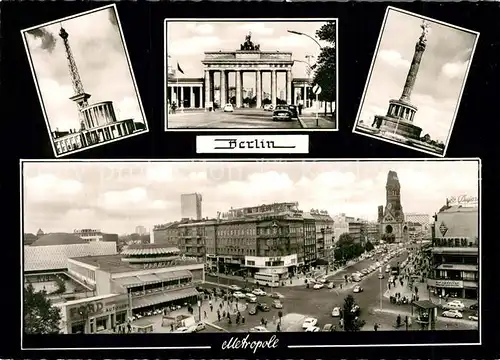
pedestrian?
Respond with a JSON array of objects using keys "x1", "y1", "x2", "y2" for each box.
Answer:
[
  {"x1": 209, "y1": 300, "x2": 212, "y2": 307},
  {"x1": 210, "y1": 304, "x2": 213, "y2": 312},
  {"x1": 374, "y1": 323, "x2": 379, "y2": 331},
  {"x1": 204, "y1": 310, "x2": 207, "y2": 319},
  {"x1": 277, "y1": 323, "x2": 281, "y2": 332},
  {"x1": 217, "y1": 312, "x2": 221, "y2": 322},
  {"x1": 242, "y1": 316, "x2": 245, "y2": 325},
  {"x1": 127, "y1": 323, "x2": 132, "y2": 333},
  {"x1": 264, "y1": 319, "x2": 268, "y2": 327}
]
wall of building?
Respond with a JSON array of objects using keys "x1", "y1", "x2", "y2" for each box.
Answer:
[{"x1": 181, "y1": 193, "x2": 202, "y2": 220}]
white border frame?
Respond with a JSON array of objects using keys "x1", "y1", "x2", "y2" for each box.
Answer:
[
  {"x1": 20, "y1": 4, "x2": 150, "y2": 158},
  {"x1": 163, "y1": 18, "x2": 339, "y2": 132},
  {"x1": 20, "y1": 158, "x2": 481, "y2": 350},
  {"x1": 352, "y1": 6, "x2": 480, "y2": 157}
]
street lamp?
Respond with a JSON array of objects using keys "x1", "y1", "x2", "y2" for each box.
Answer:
[
  {"x1": 287, "y1": 30, "x2": 323, "y2": 50},
  {"x1": 197, "y1": 300, "x2": 201, "y2": 321}
]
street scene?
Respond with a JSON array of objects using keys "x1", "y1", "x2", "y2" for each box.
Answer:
[
  {"x1": 165, "y1": 20, "x2": 337, "y2": 130},
  {"x1": 23, "y1": 160, "x2": 479, "y2": 338}
]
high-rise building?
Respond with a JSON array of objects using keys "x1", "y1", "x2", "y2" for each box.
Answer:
[
  {"x1": 135, "y1": 225, "x2": 147, "y2": 236},
  {"x1": 332, "y1": 214, "x2": 350, "y2": 243},
  {"x1": 181, "y1": 193, "x2": 203, "y2": 220},
  {"x1": 428, "y1": 204, "x2": 478, "y2": 299}
]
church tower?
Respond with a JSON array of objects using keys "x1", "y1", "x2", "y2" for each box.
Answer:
[{"x1": 379, "y1": 170, "x2": 408, "y2": 243}]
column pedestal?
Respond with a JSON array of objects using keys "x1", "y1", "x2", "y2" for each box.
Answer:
[
  {"x1": 220, "y1": 70, "x2": 227, "y2": 107},
  {"x1": 271, "y1": 70, "x2": 277, "y2": 108},
  {"x1": 235, "y1": 70, "x2": 242, "y2": 108},
  {"x1": 286, "y1": 70, "x2": 292, "y2": 105},
  {"x1": 256, "y1": 71, "x2": 262, "y2": 109},
  {"x1": 204, "y1": 70, "x2": 211, "y2": 109}
]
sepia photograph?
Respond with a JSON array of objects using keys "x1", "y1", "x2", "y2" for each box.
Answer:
[
  {"x1": 164, "y1": 20, "x2": 338, "y2": 131},
  {"x1": 22, "y1": 159, "x2": 479, "y2": 341},
  {"x1": 353, "y1": 7, "x2": 479, "y2": 157},
  {"x1": 21, "y1": 5, "x2": 148, "y2": 157}
]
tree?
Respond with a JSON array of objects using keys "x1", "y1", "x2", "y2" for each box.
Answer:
[
  {"x1": 342, "y1": 295, "x2": 364, "y2": 331},
  {"x1": 24, "y1": 282, "x2": 61, "y2": 334},
  {"x1": 313, "y1": 21, "x2": 337, "y2": 117},
  {"x1": 365, "y1": 240, "x2": 375, "y2": 252}
]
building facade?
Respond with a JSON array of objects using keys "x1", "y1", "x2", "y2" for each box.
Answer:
[
  {"x1": 135, "y1": 226, "x2": 147, "y2": 236},
  {"x1": 181, "y1": 193, "x2": 203, "y2": 220},
  {"x1": 303, "y1": 213, "x2": 317, "y2": 265},
  {"x1": 307, "y1": 210, "x2": 334, "y2": 261},
  {"x1": 152, "y1": 222, "x2": 181, "y2": 246},
  {"x1": 428, "y1": 205, "x2": 479, "y2": 300},
  {"x1": 332, "y1": 214, "x2": 350, "y2": 243}
]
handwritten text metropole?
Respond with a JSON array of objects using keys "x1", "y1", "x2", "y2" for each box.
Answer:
[{"x1": 221, "y1": 334, "x2": 279, "y2": 353}]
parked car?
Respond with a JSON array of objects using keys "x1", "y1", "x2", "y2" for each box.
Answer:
[
  {"x1": 469, "y1": 302, "x2": 478, "y2": 310},
  {"x1": 302, "y1": 317, "x2": 318, "y2": 329},
  {"x1": 313, "y1": 283, "x2": 324, "y2": 290},
  {"x1": 305, "y1": 326, "x2": 321, "y2": 332},
  {"x1": 272, "y1": 105, "x2": 296, "y2": 121},
  {"x1": 442, "y1": 310, "x2": 463, "y2": 319},
  {"x1": 443, "y1": 300, "x2": 465, "y2": 311},
  {"x1": 233, "y1": 291, "x2": 246, "y2": 299},
  {"x1": 174, "y1": 327, "x2": 190, "y2": 333},
  {"x1": 229, "y1": 285, "x2": 242, "y2": 291},
  {"x1": 327, "y1": 282, "x2": 335, "y2": 289},
  {"x1": 318, "y1": 276, "x2": 328, "y2": 283},
  {"x1": 353, "y1": 286, "x2": 363, "y2": 293},
  {"x1": 246, "y1": 293, "x2": 257, "y2": 303},
  {"x1": 242, "y1": 287, "x2": 253, "y2": 293},
  {"x1": 223, "y1": 103, "x2": 234, "y2": 112},
  {"x1": 322, "y1": 324, "x2": 335, "y2": 332},
  {"x1": 331, "y1": 307, "x2": 341, "y2": 317},
  {"x1": 468, "y1": 313, "x2": 479, "y2": 321},
  {"x1": 351, "y1": 305, "x2": 360, "y2": 315},
  {"x1": 250, "y1": 326, "x2": 269, "y2": 332},
  {"x1": 272, "y1": 300, "x2": 283, "y2": 309},
  {"x1": 257, "y1": 303, "x2": 270, "y2": 312},
  {"x1": 263, "y1": 104, "x2": 274, "y2": 111},
  {"x1": 252, "y1": 288, "x2": 267, "y2": 296}
]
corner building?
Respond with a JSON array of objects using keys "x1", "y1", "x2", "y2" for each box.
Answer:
[{"x1": 428, "y1": 205, "x2": 479, "y2": 300}]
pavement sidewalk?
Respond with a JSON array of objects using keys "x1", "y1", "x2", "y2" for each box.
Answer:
[
  {"x1": 298, "y1": 114, "x2": 336, "y2": 129},
  {"x1": 370, "y1": 308, "x2": 478, "y2": 329}
]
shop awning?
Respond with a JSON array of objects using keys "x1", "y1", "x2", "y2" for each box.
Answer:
[
  {"x1": 156, "y1": 270, "x2": 192, "y2": 281},
  {"x1": 113, "y1": 276, "x2": 144, "y2": 288},
  {"x1": 137, "y1": 274, "x2": 161, "y2": 283},
  {"x1": 436, "y1": 264, "x2": 478, "y2": 272},
  {"x1": 132, "y1": 287, "x2": 200, "y2": 310}
]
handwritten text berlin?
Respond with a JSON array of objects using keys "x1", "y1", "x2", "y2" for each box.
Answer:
[{"x1": 214, "y1": 139, "x2": 295, "y2": 150}]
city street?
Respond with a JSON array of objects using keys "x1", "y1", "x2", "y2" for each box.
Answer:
[
  {"x1": 200, "y1": 250, "x2": 478, "y2": 332},
  {"x1": 167, "y1": 108, "x2": 302, "y2": 129}
]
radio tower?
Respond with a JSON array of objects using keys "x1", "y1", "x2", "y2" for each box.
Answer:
[{"x1": 59, "y1": 25, "x2": 91, "y2": 129}]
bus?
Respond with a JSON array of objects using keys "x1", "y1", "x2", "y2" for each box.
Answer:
[{"x1": 254, "y1": 272, "x2": 280, "y2": 287}]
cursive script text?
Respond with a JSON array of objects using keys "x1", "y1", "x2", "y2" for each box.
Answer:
[
  {"x1": 448, "y1": 194, "x2": 478, "y2": 205},
  {"x1": 221, "y1": 334, "x2": 279, "y2": 354}
]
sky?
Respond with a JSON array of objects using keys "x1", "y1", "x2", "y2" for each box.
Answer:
[
  {"x1": 358, "y1": 9, "x2": 478, "y2": 143},
  {"x1": 24, "y1": 7, "x2": 144, "y2": 132},
  {"x1": 166, "y1": 21, "x2": 331, "y2": 93},
  {"x1": 23, "y1": 160, "x2": 479, "y2": 235}
]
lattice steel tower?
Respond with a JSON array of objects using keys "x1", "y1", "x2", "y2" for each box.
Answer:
[{"x1": 59, "y1": 25, "x2": 91, "y2": 129}]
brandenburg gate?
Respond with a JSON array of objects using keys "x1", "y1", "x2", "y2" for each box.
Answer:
[{"x1": 202, "y1": 33, "x2": 294, "y2": 109}]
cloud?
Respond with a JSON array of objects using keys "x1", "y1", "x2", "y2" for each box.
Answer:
[
  {"x1": 378, "y1": 50, "x2": 410, "y2": 68},
  {"x1": 25, "y1": 174, "x2": 83, "y2": 203},
  {"x1": 169, "y1": 36, "x2": 223, "y2": 56},
  {"x1": 237, "y1": 23, "x2": 275, "y2": 36},
  {"x1": 26, "y1": 28, "x2": 57, "y2": 53},
  {"x1": 189, "y1": 24, "x2": 214, "y2": 35},
  {"x1": 441, "y1": 60, "x2": 469, "y2": 79}
]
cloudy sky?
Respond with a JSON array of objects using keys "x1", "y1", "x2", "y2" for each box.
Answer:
[
  {"x1": 24, "y1": 6, "x2": 144, "y2": 132},
  {"x1": 167, "y1": 21, "x2": 330, "y2": 93},
  {"x1": 23, "y1": 160, "x2": 479, "y2": 235},
  {"x1": 358, "y1": 9, "x2": 477, "y2": 143}
]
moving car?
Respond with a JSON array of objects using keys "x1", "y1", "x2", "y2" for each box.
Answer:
[
  {"x1": 223, "y1": 103, "x2": 234, "y2": 112},
  {"x1": 318, "y1": 276, "x2": 328, "y2": 283},
  {"x1": 174, "y1": 327, "x2": 190, "y2": 333},
  {"x1": 327, "y1": 282, "x2": 335, "y2": 289},
  {"x1": 250, "y1": 326, "x2": 269, "y2": 332},
  {"x1": 242, "y1": 287, "x2": 253, "y2": 293},
  {"x1": 469, "y1": 303, "x2": 479, "y2": 310},
  {"x1": 252, "y1": 288, "x2": 267, "y2": 296},
  {"x1": 272, "y1": 300, "x2": 283, "y2": 309},
  {"x1": 272, "y1": 105, "x2": 298, "y2": 121},
  {"x1": 469, "y1": 313, "x2": 479, "y2": 321},
  {"x1": 248, "y1": 304, "x2": 258, "y2": 315},
  {"x1": 313, "y1": 283, "x2": 324, "y2": 290},
  {"x1": 302, "y1": 317, "x2": 318, "y2": 329},
  {"x1": 233, "y1": 291, "x2": 246, "y2": 299},
  {"x1": 442, "y1": 310, "x2": 463, "y2": 319},
  {"x1": 189, "y1": 322, "x2": 206, "y2": 332},
  {"x1": 353, "y1": 286, "x2": 363, "y2": 293},
  {"x1": 229, "y1": 285, "x2": 242, "y2": 291},
  {"x1": 270, "y1": 292, "x2": 285, "y2": 299},
  {"x1": 351, "y1": 305, "x2": 360, "y2": 315},
  {"x1": 443, "y1": 300, "x2": 465, "y2": 311},
  {"x1": 331, "y1": 307, "x2": 341, "y2": 317},
  {"x1": 257, "y1": 303, "x2": 270, "y2": 312},
  {"x1": 246, "y1": 293, "x2": 257, "y2": 303},
  {"x1": 263, "y1": 104, "x2": 274, "y2": 111},
  {"x1": 305, "y1": 326, "x2": 321, "y2": 332}
]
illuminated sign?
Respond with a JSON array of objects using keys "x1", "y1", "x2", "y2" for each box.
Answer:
[
  {"x1": 448, "y1": 195, "x2": 478, "y2": 206},
  {"x1": 428, "y1": 279, "x2": 463, "y2": 288},
  {"x1": 69, "y1": 301, "x2": 105, "y2": 321}
]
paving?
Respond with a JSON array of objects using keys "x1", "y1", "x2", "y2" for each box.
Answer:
[
  {"x1": 298, "y1": 114, "x2": 337, "y2": 129},
  {"x1": 167, "y1": 108, "x2": 302, "y2": 129}
]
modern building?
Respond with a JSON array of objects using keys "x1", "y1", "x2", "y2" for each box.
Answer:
[
  {"x1": 181, "y1": 193, "x2": 203, "y2": 221},
  {"x1": 135, "y1": 226, "x2": 147, "y2": 236},
  {"x1": 379, "y1": 170, "x2": 408, "y2": 243},
  {"x1": 55, "y1": 245, "x2": 204, "y2": 334},
  {"x1": 73, "y1": 229, "x2": 118, "y2": 243},
  {"x1": 348, "y1": 218, "x2": 367, "y2": 244},
  {"x1": 427, "y1": 204, "x2": 479, "y2": 300},
  {"x1": 53, "y1": 26, "x2": 136, "y2": 156}
]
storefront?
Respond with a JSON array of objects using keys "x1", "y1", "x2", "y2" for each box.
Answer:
[
  {"x1": 427, "y1": 278, "x2": 477, "y2": 299},
  {"x1": 57, "y1": 293, "x2": 129, "y2": 334},
  {"x1": 244, "y1": 254, "x2": 298, "y2": 279}
]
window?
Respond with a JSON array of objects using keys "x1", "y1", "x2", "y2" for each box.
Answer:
[{"x1": 247, "y1": 260, "x2": 255, "y2": 266}]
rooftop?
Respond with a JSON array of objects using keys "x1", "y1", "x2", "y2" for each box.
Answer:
[
  {"x1": 31, "y1": 233, "x2": 87, "y2": 247},
  {"x1": 69, "y1": 254, "x2": 202, "y2": 274}
]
